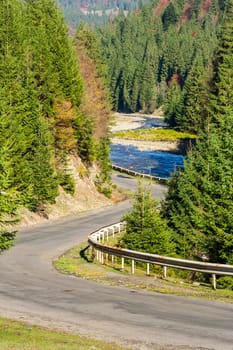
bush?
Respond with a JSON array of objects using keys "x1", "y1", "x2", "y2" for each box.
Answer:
[
  {"x1": 59, "y1": 174, "x2": 75, "y2": 195},
  {"x1": 217, "y1": 276, "x2": 233, "y2": 290}
]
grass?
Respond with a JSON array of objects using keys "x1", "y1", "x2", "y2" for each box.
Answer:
[
  {"x1": 0, "y1": 317, "x2": 130, "y2": 350},
  {"x1": 54, "y1": 243, "x2": 233, "y2": 303},
  {"x1": 112, "y1": 128, "x2": 197, "y2": 141}
]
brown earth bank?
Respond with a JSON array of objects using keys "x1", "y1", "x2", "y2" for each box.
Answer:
[{"x1": 16, "y1": 155, "x2": 125, "y2": 230}]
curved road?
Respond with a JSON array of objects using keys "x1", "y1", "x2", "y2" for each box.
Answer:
[{"x1": 0, "y1": 176, "x2": 232, "y2": 350}]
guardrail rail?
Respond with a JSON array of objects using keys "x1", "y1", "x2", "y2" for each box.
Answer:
[
  {"x1": 112, "y1": 164, "x2": 168, "y2": 183},
  {"x1": 88, "y1": 222, "x2": 233, "y2": 290}
]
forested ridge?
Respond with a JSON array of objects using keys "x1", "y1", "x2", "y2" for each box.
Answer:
[
  {"x1": 0, "y1": 0, "x2": 111, "y2": 251},
  {"x1": 98, "y1": 0, "x2": 227, "y2": 133},
  {"x1": 57, "y1": 0, "x2": 149, "y2": 32}
]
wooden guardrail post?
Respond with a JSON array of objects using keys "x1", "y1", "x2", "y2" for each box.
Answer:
[
  {"x1": 163, "y1": 266, "x2": 167, "y2": 279},
  {"x1": 131, "y1": 260, "x2": 135, "y2": 274},
  {"x1": 121, "y1": 257, "x2": 125, "y2": 271},
  {"x1": 212, "y1": 274, "x2": 216, "y2": 290},
  {"x1": 146, "y1": 263, "x2": 150, "y2": 276}
]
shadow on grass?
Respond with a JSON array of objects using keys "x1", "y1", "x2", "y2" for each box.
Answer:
[{"x1": 80, "y1": 245, "x2": 94, "y2": 263}]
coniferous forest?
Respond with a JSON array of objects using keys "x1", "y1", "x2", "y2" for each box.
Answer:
[
  {"x1": 96, "y1": 0, "x2": 233, "y2": 270},
  {"x1": 0, "y1": 0, "x2": 232, "y2": 282},
  {"x1": 0, "y1": 0, "x2": 111, "y2": 251},
  {"x1": 97, "y1": 0, "x2": 226, "y2": 133}
]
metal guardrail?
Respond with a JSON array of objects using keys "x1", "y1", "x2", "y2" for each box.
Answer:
[
  {"x1": 88, "y1": 222, "x2": 233, "y2": 290},
  {"x1": 112, "y1": 164, "x2": 168, "y2": 183}
]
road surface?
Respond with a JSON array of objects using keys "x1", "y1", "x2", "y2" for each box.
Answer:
[{"x1": 0, "y1": 177, "x2": 232, "y2": 350}]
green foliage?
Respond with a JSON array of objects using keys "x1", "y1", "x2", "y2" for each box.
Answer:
[
  {"x1": 217, "y1": 277, "x2": 233, "y2": 290},
  {"x1": 0, "y1": 231, "x2": 16, "y2": 252},
  {"x1": 177, "y1": 53, "x2": 212, "y2": 133},
  {"x1": 74, "y1": 113, "x2": 96, "y2": 163},
  {"x1": 120, "y1": 182, "x2": 175, "y2": 256},
  {"x1": 163, "y1": 77, "x2": 184, "y2": 126},
  {"x1": 58, "y1": 173, "x2": 75, "y2": 195},
  {"x1": 95, "y1": 137, "x2": 112, "y2": 197},
  {"x1": 162, "y1": 2, "x2": 233, "y2": 264},
  {"x1": 98, "y1": 0, "x2": 222, "y2": 124},
  {"x1": 112, "y1": 128, "x2": 196, "y2": 141},
  {"x1": 0, "y1": 0, "x2": 99, "y2": 248}
]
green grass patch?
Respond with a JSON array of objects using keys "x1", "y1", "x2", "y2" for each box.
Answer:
[
  {"x1": 54, "y1": 243, "x2": 233, "y2": 303},
  {"x1": 0, "y1": 317, "x2": 129, "y2": 350},
  {"x1": 112, "y1": 128, "x2": 196, "y2": 141}
]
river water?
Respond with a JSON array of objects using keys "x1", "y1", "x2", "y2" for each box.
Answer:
[{"x1": 110, "y1": 115, "x2": 184, "y2": 179}]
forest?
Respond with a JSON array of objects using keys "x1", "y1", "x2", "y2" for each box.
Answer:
[
  {"x1": 0, "y1": 0, "x2": 111, "y2": 251},
  {"x1": 57, "y1": 0, "x2": 149, "y2": 32},
  {"x1": 97, "y1": 0, "x2": 227, "y2": 132}
]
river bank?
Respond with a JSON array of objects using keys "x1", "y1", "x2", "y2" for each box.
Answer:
[
  {"x1": 112, "y1": 137, "x2": 181, "y2": 153},
  {"x1": 111, "y1": 113, "x2": 191, "y2": 154}
]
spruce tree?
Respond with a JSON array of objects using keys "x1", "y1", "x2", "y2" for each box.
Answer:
[
  {"x1": 163, "y1": 76, "x2": 184, "y2": 127},
  {"x1": 121, "y1": 182, "x2": 175, "y2": 256},
  {"x1": 162, "y1": 1, "x2": 233, "y2": 264},
  {"x1": 177, "y1": 53, "x2": 212, "y2": 133}
]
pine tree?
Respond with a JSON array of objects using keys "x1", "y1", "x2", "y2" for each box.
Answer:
[
  {"x1": 0, "y1": 0, "x2": 26, "y2": 250},
  {"x1": 121, "y1": 182, "x2": 175, "y2": 256},
  {"x1": 94, "y1": 137, "x2": 112, "y2": 198},
  {"x1": 177, "y1": 53, "x2": 212, "y2": 133},
  {"x1": 162, "y1": 1, "x2": 233, "y2": 264},
  {"x1": 163, "y1": 76, "x2": 184, "y2": 126}
]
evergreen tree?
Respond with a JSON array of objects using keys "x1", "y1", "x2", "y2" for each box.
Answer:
[
  {"x1": 94, "y1": 137, "x2": 112, "y2": 198},
  {"x1": 121, "y1": 182, "x2": 175, "y2": 256},
  {"x1": 177, "y1": 53, "x2": 212, "y2": 133},
  {"x1": 163, "y1": 76, "x2": 184, "y2": 126},
  {"x1": 162, "y1": 1, "x2": 233, "y2": 264},
  {"x1": 0, "y1": 0, "x2": 26, "y2": 249}
]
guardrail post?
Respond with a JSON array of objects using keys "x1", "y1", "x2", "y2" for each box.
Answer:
[
  {"x1": 96, "y1": 249, "x2": 99, "y2": 262},
  {"x1": 92, "y1": 247, "x2": 96, "y2": 261},
  {"x1": 111, "y1": 255, "x2": 114, "y2": 265},
  {"x1": 131, "y1": 260, "x2": 135, "y2": 274},
  {"x1": 163, "y1": 266, "x2": 167, "y2": 279},
  {"x1": 146, "y1": 263, "x2": 150, "y2": 276},
  {"x1": 212, "y1": 273, "x2": 217, "y2": 290},
  {"x1": 121, "y1": 257, "x2": 124, "y2": 271},
  {"x1": 101, "y1": 252, "x2": 104, "y2": 265}
]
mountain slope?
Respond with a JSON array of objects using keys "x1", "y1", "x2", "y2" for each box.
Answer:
[{"x1": 97, "y1": 0, "x2": 226, "y2": 131}]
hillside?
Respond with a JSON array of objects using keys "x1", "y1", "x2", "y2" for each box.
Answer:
[
  {"x1": 57, "y1": 0, "x2": 150, "y2": 33},
  {"x1": 0, "y1": 0, "x2": 114, "y2": 249},
  {"x1": 97, "y1": 0, "x2": 226, "y2": 132}
]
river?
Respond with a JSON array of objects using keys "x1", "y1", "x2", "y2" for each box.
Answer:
[{"x1": 110, "y1": 114, "x2": 185, "y2": 179}]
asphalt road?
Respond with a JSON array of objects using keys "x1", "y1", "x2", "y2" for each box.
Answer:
[{"x1": 0, "y1": 176, "x2": 232, "y2": 350}]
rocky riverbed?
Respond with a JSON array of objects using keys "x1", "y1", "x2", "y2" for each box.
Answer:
[
  {"x1": 111, "y1": 113, "x2": 185, "y2": 178},
  {"x1": 111, "y1": 112, "x2": 187, "y2": 154}
]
